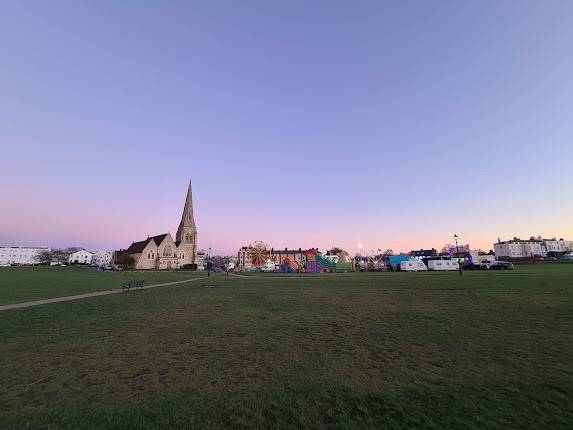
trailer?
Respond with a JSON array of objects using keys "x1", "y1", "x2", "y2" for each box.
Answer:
[
  {"x1": 386, "y1": 255, "x2": 410, "y2": 271},
  {"x1": 400, "y1": 260, "x2": 428, "y2": 272},
  {"x1": 427, "y1": 260, "x2": 459, "y2": 271}
]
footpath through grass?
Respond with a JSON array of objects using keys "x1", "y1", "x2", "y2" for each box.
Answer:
[
  {"x1": 0, "y1": 266, "x2": 204, "y2": 305},
  {"x1": 0, "y1": 264, "x2": 572, "y2": 429}
]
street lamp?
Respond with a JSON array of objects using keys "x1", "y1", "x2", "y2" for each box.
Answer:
[
  {"x1": 454, "y1": 234, "x2": 462, "y2": 276},
  {"x1": 208, "y1": 247, "x2": 212, "y2": 278}
]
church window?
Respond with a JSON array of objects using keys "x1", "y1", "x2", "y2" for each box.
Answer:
[{"x1": 163, "y1": 245, "x2": 172, "y2": 257}]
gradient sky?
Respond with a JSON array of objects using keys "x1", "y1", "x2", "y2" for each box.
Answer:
[{"x1": 1, "y1": 0, "x2": 572, "y2": 255}]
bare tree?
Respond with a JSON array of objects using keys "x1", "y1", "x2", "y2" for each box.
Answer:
[
  {"x1": 440, "y1": 244, "x2": 454, "y2": 255},
  {"x1": 114, "y1": 252, "x2": 134, "y2": 269},
  {"x1": 34, "y1": 250, "x2": 53, "y2": 265},
  {"x1": 51, "y1": 249, "x2": 70, "y2": 265},
  {"x1": 209, "y1": 255, "x2": 230, "y2": 269}
]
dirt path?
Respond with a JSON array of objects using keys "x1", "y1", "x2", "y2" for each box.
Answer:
[{"x1": 0, "y1": 277, "x2": 208, "y2": 312}]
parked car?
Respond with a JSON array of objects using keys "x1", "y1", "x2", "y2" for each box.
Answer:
[
  {"x1": 462, "y1": 263, "x2": 487, "y2": 270},
  {"x1": 489, "y1": 262, "x2": 514, "y2": 270},
  {"x1": 560, "y1": 254, "x2": 573, "y2": 262}
]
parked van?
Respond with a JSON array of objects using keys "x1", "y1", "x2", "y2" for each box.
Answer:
[
  {"x1": 260, "y1": 262, "x2": 276, "y2": 272},
  {"x1": 400, "y1": 260, "x2": 428, "y2": 272},
  {"x1": 427, "y1": 260, "x2": 459, "y2": 271}
]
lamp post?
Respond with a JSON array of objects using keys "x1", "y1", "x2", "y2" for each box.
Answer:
[
  {"x1": 454, "y1": 234, "x2": 462, "y2": 276},
  {"x1": 208, "y1": 247, "x2": 211, "y2": 278}
]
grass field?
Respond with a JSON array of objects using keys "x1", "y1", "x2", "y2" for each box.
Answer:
[
  {"x1": 0, "y1": 267, "x2": 205, "y2": 305},
  {"x1": 1, "y1": 265, "x2": 572, "y2": 429}
]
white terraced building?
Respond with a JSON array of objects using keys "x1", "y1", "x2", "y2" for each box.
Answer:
[
  {"x1": 494, "y1": 237, "x2": 573, "y2": 260},
  {"x1": 68, "y1": 250, "x2": 94, "y2": 264},
  {"x1": 0, "y1": 246, "x2": 51, "y2": 265}
]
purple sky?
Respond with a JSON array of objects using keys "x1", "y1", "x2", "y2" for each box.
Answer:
[{"x1": 1, "y1": 0, "x2": 572, "y2": 255}]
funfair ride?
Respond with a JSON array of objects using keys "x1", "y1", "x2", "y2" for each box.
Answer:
[{"x1": 248, "y1": 241, "x2": 272, "y2": 267}]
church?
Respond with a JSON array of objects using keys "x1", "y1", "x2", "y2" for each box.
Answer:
[{"x1": 122, "y1": 180, "x2": 197, "y2": 270}]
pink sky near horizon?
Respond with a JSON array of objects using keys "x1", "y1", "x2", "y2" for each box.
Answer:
[{"x1": 2, "y1": 179, "x2": 571, "y2": 256}]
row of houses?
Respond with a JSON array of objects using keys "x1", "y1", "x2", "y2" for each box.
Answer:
[
  {"x1": 493, "y1": 237, "x2": 573, "y2": 260},
  {"x1": 68, "y1": 250, "x2": 114, "y2": 266},
  {"x1": 0, "y1": 246, "x2": 114, "y2": 267}
]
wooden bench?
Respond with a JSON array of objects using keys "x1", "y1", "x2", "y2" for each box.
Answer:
[{"x1": 122, "y1": 280, "x2": 144, "y2": 291}]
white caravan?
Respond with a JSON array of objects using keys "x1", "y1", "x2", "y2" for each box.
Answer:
[
  {"x1": 400, "y1": 260, "x2": 428, "y2": 272},
  {"x1": 427, "y1": 260, "x2": 459, "y2": 271}
]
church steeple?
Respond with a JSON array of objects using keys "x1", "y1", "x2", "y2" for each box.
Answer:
[
  {"x1": 181, "y1": 180, "x2": 195, "y2": 227},
  {"x1": 176, "y1": 180, "x2": 197, "y2": 244}
]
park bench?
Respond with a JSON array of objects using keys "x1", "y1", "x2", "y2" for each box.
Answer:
[{"x1": 122, "y1": 280, "x2": 145, "y2": 291}]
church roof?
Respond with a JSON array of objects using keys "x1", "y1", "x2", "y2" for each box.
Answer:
[
  {"x1": 127, "y1": 239, "x2": 151, "y2": 254},
  {"x1": 151, "y1": 234, "x2": 169, "y2": 246},
  {"x1": 127, "y1": 234, "x2": 170, "y2": 254}
]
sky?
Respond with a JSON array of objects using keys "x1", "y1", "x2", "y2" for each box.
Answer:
[{"x1": 1, "y1": 0, "x2": 572, "y2": 255}]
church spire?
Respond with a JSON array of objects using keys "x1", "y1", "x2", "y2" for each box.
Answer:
[
  {"x1": 176, "y1": 179, "x2": 197, "y2": 246},
  {"x1": 180, "y1": 179, "x2": 195, "y2": 228}
]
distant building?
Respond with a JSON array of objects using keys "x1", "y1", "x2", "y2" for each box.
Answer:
[
  {"x1": 409, "y1": 248, "x2": 438, "y2": 259},
  {"x1": 0, "y1": 246, "x2": 50, "y2": 265},
  {"x1": 237, "y1": 243, "x2": 311, "y2": 270},
  {"x1": 69, "y1": 250, "x2": 94, "y2": 264},
  {"x1": 494, "y1": 237, "x2": 573, "y2": 260},
  {"x1": 91, "y1": 250, "x2": 113, "y2": 267},
  {"x1": 269, "y1": 248, "x2": 308, "y2": 267},
  {"x1": 542, "y1": 239, "x2": 573, "y2": 254},
  {"x1": 196, "y1": 250, "x2": 207, "y2": 270}
]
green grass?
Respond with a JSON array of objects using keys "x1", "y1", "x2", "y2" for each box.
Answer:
[
  {"x1": 1, "y1": 265, "x2": 572, "y2": 429},
  {"x1": 0, "y1": 266, "x2": 205, "y2": 304}
]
